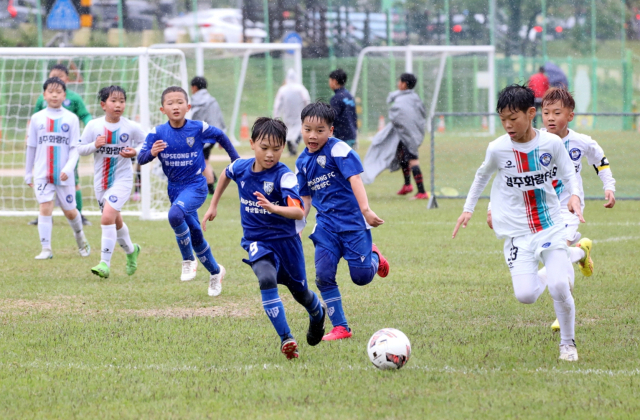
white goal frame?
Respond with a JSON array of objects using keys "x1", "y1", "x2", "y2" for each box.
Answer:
[
  {"x1": 150, "y1": 42, "x2": 303, "y2": 143},
  {"x1": 351, "y1": 45, "x2": 496, "y2": 134},
  {"x1": 0, "y1": 47, "x2": 189, "y2": 220}
]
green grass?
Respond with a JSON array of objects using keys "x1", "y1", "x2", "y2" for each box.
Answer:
[{"x1": 1, "y1": 144, "x2": 639, "y2": 419}]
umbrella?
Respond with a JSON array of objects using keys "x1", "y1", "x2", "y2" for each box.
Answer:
[{"x1": 544, "y1": 62, "x2": 569, "y2": 89}]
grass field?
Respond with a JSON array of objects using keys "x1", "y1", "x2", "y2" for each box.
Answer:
[{"x1": 1, "y1": 141, "x2": 639, "y2": 419}]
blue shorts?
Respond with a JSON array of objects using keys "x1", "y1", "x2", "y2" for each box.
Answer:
[
  {"x1": 309, "y1": 223, "x2": 372, "y2": 268},
  {"x1": 168, "y1": 177, "x2": 207, "y2": 214},
  {"x1": 241, "y1": 235, "x2": 308, "y2": 292}
]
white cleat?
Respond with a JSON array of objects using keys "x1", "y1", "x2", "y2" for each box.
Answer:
[
  {"x1": 208, "y1": 265, "x2": 225, "y2": 297},
  {"x1": 559, "y1": 343, "x2": 579, "y2": 361},
  {"x1": 181, "y1": 260, "x2": 198, "y2": 282},
  {"x1": 76, "y1": 232, "x2": 91, "y2": 257},
  {"x1": 35, "y1": 249, "x2": 53, "y2": 260}
]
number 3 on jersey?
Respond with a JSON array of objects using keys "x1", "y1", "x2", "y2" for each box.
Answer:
[{"x1": 250, "y1": 242, "x2": 259, "y2": 256}]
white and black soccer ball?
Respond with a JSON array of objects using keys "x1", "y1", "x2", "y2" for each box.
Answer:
[{"x1": 367, "y1": 328, "x2": 411, "y2": 370}]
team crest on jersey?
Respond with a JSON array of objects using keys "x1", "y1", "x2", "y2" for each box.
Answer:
[
  {"x1": 120, "y1": 133, "x2": 129, "y2": 143},
  {"x1": 63, "y1": 99, "x2": 71, "y2": 107},
  {"x1": 186, "y1": 137, "x2": 195, "y2": 147},
  {"x1": 109, "y1": 195, "x2": 118, "y2": 203},
  {"x1": 263, "y1": 181, "x2": 274, "y2": 195},
  {"x1": 317, "y1": 155, "x2": 326, "y2": 168},
  {"x1": 65, "y1": 194, "x2": 73, "y2": 203},
  {"x1": 539, "y1": 153, "x2": 552, "y2": 167},
  {"x1": 569, "y1": 148, "x2": 582, "y2": 161},
  {"x1": 61, "y1": 123, "x2": 70, "y2": 132}
]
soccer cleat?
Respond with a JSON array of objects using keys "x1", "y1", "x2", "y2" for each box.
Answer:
[
  {"x1": 81, "y1": 215, "x2": 92, "y2": 226},
  {"x1": 180, "y1": 259, "x2": 198, "y2": 282},
  {"x1": 35, "y1": 249, "x2": 53, "y2": 260},
  {"x1": 307, "y1": 301, "x2": 327, "y2": 346},
  {"x1": 77, "y1": 235, "x2": 91, "y2": 257},
  {"x1": 551, "y1": 319, "x2": 560, "y2": 331},
  {"x1": 410, "y1": 192, "x2": 430, "y2": 200},
  {"x1": 126, "y1": 244, "x2": 141, "y2": 276},
  {"x1": 208, "y1": 265, "x2": 225, "y2": 297},
  {"x1": 372, "y1": 243, "x2": 389, "y2": 278},
  {"x1": 28, "y1": 217, "x2": 38, "y2": 226},
  {"x1": 91, "y1": 261, "x2": 110, "y2": 279},
  {"x1": 576, "y1": 238, "x2": 593, "y2": 277},
  {"x1": 281, "y1": 337, "x2": 299, "y2": 360},
  {"x1": 559, "y1": 341, "x2": 579, "y2": 361},
  {"x1": 322, "y1": 325, "x2": 353, "y2": 341},
  {"x1": 396, "y1": 184, "x2": 413, "y2": 195}
]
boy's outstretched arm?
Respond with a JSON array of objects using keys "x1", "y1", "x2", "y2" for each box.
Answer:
[
  {"x1": 254, "y1": 192, "x2": 304, "y2": 220},
  {"x1": 349, "y1": 174, "x2": 383, "y2": 227},
  {"x1": 202, "y1": 170, "x2": 232, "y2": 231},
  {"x1": 203, "y1": 124, "x2": 240, "y2": 162}
]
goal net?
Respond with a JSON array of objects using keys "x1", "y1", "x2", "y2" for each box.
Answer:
[{"x1": 0, "y1": 47, "x2": 188, "y2": 219}]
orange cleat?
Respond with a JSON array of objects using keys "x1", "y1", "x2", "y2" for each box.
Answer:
[
  {"x1": 410, "y1": 192, "x2": 430, "y2": 200},
  {"x1": 372, "y1": 243, "x2": 389, "y2": 278},
  {"x1": 322, "y1": 326, "x2": 353, "y2": 341},
  {"x1": 396, "y1": 185, "x2": 413, "y2": 195}
]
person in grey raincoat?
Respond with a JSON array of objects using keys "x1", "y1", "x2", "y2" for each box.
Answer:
[
  {"x1": 273, "y1": 69, "x2": 310, "y2": 156},
  {"x1": 362, "y1": 73, "x2": 428, "y2": 199},
  {"x1": 190, "y1": 76, "x2": 226, "y2": 195}
]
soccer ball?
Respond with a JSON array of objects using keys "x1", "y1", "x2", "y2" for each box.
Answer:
[{"x1": 367, "y1": 328, "x2": 411, "y2": 370}]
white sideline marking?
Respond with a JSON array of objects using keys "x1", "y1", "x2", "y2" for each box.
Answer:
[
  {"x1": 593, "y1": 236, "x2": 640, "y2": 244},
  {"x1": 2, "y1": 361, "x2": 639, "y2": 377}
]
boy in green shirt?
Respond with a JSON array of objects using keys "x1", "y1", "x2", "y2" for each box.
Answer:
[{"x1": 30, "y1": 64, "x2": 92, "y2": 226}]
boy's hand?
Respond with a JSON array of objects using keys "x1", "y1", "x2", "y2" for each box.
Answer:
[
  {"x1": 254, "y1": 192, "x2": 276, "y2": 213},
  {"x1": 201, "y1": 207, "x2": 218, "y2": 232},
  {"x1": 151, "y1": 140, "x2": 168, "y2": 157},
  {"x1": 95, "y1": 135, "x2": 107, "y2": 148},
  {"x1": 452, "y1": 212, "x2": 473, "y2": 238},
  {"x1": 604, "y1": 190, "x2": 616, "y2": 208},
  {"x1": 60, "y1": 172, "x2": 69, "y2": 181},
  {"x1": 119, "y1": 147, "x2": 137, "y2": 158},
  {"x1": 487, "y1": 210, "x2": 493, "y2": 230},
  {"x1": 567, "y1": 195, "x2": 586, "y2": 223},
  {"x1": 363, "y1": 208, "x2": 384, "y2": 227}
]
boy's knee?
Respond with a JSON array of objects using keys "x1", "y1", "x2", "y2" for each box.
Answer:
[
  {"x1": 314, "y1": 247, "x2": 338, "y2": 290},
  {"x1": 168, "y1": 205, "x2": 185, "y2": 227},
  {"x1": 349, "y1": 265, "x2": 374, "y2": 286},
  {"x1": 547, "y1": 280, "x2": 571, "y2": 302},
  {"x1": 514, "y1": 290, "x2": 538, "y2": 304},
  {"x1": 253, "y1": 259, "x2": 278, "y2": 291}
]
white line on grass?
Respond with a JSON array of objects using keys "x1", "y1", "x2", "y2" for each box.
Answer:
[{"x1": 593, "y1": 236, "x2": 640, "y2": 244}]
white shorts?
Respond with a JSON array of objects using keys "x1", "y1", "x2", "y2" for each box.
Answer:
[
  {"x1": 96, "y1": 183, "x2": 132, "y2": 212},
  {"x1": 560, "y1": 207, "x2": 581, "y2": 244},
  {"x1": 503, "y1": 224, "x2": 569, "y2": 276},
  {"x1": 34, "y1": 182, "x2": 76, "y2": 211}
]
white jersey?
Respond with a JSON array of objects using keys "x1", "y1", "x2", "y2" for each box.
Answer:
[
  {"x1": 464, "y1": 129, "x2": 579, "y2": 239},
  {"x1": 77, "y1": 116, "x2": 146, "y2": 192},
  {"x1": 542, "y1": 128, "x2": 615, "y2": 206},
  {"x1": 26, "y1": 107, "x2": 80, "y2": 186}
]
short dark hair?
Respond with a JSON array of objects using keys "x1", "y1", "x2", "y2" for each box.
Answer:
[
  {"x1": 190, "y1": 76, "x2": 207, "y2": 90},
  {"x1": 542, "y1": 87, "x2": 575, "y2": 111},
  {"x1": 43, "y1": 77, "x2": 66, "y2": 92},
  {"x1": 98, "y1": 85, "x2": 127, "y2": 102},
  {"x1": 50, "y1": 63, "x2": 69, "y2": 75},
  {"x1": 400, "y1": 73, "x2": 417, "y2": 90},
  {"x1": 539, "y1": 66, "x2": 545, "y2": 73},
  {"x1": 251, "y1": 117, "x2": 287, "y2": 146},
  {"x1": 496, "y1": 84, "x2": 535, "y2": 114},
  {"x1": 300, "y1": 101, "x2": 335, "y2": 126},
  {"x1": 161, "y1": 86, "x2": 188, "y2": 104},
  {"x1": 329, "y1": 68, "x2": 347, "y2": 86}
]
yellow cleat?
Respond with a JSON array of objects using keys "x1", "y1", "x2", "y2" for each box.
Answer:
[
  {"x1": 576, "y1": 238, "x2": 594, "y2": 277},
  {"x1": 551, "y1": 319, "x2": 560, "y2": 331}
]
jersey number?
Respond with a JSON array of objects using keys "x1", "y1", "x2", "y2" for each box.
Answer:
[
  {"x1": 37, "y1": 183, "x2": 48, "y2": 192},
  {"x1": 250, "y1": 242, "x2": 259, "y2": 257}
]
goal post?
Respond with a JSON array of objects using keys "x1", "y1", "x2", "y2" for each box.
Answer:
[
  {"x1": 350, "y1": 45, "x2": 496, "y2": 134},
  {"x1": 0, "y1": 47, "x2": 188, "y2": 220}
]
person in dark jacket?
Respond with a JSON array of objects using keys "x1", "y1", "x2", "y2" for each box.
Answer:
[{"x1": 329, "y1": 69, "x2": 358, "y2": 149}]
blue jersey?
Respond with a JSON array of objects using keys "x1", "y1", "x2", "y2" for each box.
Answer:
[
  {"x1": 330, "y1": 87, "x2": 358, "y2": 141},
  {"x1": 138, "y1": 119, "x2": 239, "y2": 185},
  {"x1": 296, "y1": 137, "x2": 366, "y2": 232},
  {"x1": 226, "y1": 158, "x2": 305, "y2": 241}
]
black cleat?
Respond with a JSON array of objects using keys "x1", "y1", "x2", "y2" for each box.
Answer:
[
  {"x1": 28, "y1": 217, "x2": 38, "y2": 226},
  {"x1": 307, "y1": 301, "x2": 327, "y2": 346},
  {"x1": 81, "y1": 215, "x2": 92, "y2": 226}
]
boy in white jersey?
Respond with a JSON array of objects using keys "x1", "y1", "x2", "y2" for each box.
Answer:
[
  {"x1": 453, "y1": 84, "x2": 584, "y2": 361},
  {"x1": 25, "y1": 77, "x2": 91, "y2": 260},
  {"x1": 78, "y1": 86, "x2": 144, "y2": 278}
]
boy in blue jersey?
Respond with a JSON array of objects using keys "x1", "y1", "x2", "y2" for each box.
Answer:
[
  {"x1": 202, "y1": 118, "x2": 326, "y2": 359},
  {"x1": 296, "y1": 102, "x2": 390, "y2": 341},
  {"x1": 329, "y1": 69, "x2": 358, "y2": 149},
  {"x1": 138, "y1": 86, "x2": 239, "y2": 295}
]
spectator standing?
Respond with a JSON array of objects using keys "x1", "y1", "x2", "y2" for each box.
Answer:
[
  {"x1": 528, "y1": 66, "x2": 549, "y2": 127},
  {"x1": 329, "y1": 69, "x2": 358, "y2": 149},
  {"x1": 273, "y1": 69, "x2": 310, "y2": 156}
]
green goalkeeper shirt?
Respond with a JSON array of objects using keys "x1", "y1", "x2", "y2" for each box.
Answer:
[{"x1": 34, "y1": 89, "x2": 92, "y2": 125}]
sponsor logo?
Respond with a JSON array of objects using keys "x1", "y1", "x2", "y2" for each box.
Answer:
[
  {"x1": 102, "y1": 248, "x2": 111, "y2": 253},
  {"x1": 317, "y1": 155, "x2": 326, "y2": 168},
  {"x1": 542, "y1": 242, "x2": 551, "y2": 248},
  {"x1": 176, "y1": 201, "x2": 185, "y2": 207},
  {"x1": 539, "y1": 153, "x2": 552, "y2": 167},
  {"x1": 569, "y1": 148, "x2": 582, "y2": 161},
  {"x1": 327, "y1": 307, "x2": 335, "y2": 317},
  {"x1": 263, "y1": 181, "x2": 274, "y2": 195},
  {"x1": 303, "y1": 167, "x2": 307, "y2": 174},
  {"x1": 265, "y1": 307, "x2": 280, "y2": 318},
  {"x1": 504, "y1": 167, "x2": 557, "y2": 188},
  {"x1": 63, "y1": 99, "x2": 71, "y2": 107},
  {"x1": 120, "y1": 133, "x2": 129, "y2": 142},
  {"x1": 504, "y1": 160, "x2": 515, "y2": 169},
  {"x1": 186, "y1": 137, "x2": 195, "y2": 147},
  {"x1": 39, "y1": 124, "x2": 45, "y2": 130},
  {"x1": 61, "y1": 123, "x2": 70, "y2": 132},
  {"x1": 179, "y1": 237, "x2": 190, "y2": 246},
  {"x1": 360, "y1": 255, "x2": 365, "y2": 262},
  {"x1": 65, "y1": 194, "x2": 73, "y2": 203},
  {"x1": 109, "y1": 195, "x2": 118, "y2": 203},
  {"x1": 240, "y1": 181, "x2": 245, "y2": 188}
]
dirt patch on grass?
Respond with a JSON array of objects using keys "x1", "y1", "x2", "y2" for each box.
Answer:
[
  {"x1": 120, "y1": 302, "x2": 258, "y2": 318},
  {"x1": 0, "y1": 296, "x2": 88, "y2": 315}
]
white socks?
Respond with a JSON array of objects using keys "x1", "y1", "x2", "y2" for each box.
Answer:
[
  {"x1": 101, "y1": 224, "x2": 117, "y2": 266},
  {"x1": 542, "y1": 249, "x2": 576, "y2": 346},
  {"x1": 569, "y1": 247, "x2": 585, "y2": 264},
  {"x1": 67, "y1": 212, "x2": 86, "y2": 248},
  {"x1": 38, "y1": 215, "x2": 53, "y2": 250},
  {"x1": 116, "y1": 223, "x2": 134, "y2": 255}
]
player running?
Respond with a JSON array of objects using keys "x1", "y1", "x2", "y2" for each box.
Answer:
[
  {"x1": 296, "y1": 102, "x2": 390, "y2": 341},
  {"x1": 202, "y1": 118, "x2": 326, "y2": 359},
  {"x1": 25, "y1": 77, "x2": 91, "y2": 259},
  {"x1": 137, "y1": 86, "x2": 239, "y2": 294},
  {"x1": 453, "y1": 84, "x2": 584, "y2": 361},
  {"x1": 77, "y1": 86, "x2": 144, "y2": 278}
]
